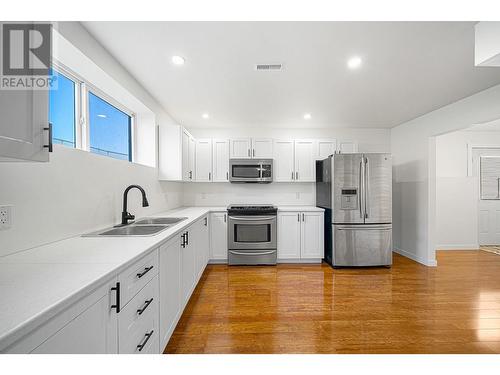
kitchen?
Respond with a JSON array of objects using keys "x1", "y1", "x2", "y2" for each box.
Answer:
[{"x1": 2, "y1": 10, "x2": 500, "y2": 369}]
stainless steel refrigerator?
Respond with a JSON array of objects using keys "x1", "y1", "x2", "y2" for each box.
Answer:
[{"x1": 316, "y1": 153, "x2": 392, "y2": 267}]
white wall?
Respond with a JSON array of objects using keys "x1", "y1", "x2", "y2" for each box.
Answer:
[
  {"x1": 435, "y1": 129, "x2": 500, "y2": 250},
  {"x1": 184, "y1": 127, "x2": 391, "y2": 206},
  {"x1": 0, "y1": 22, "x2": 182, "y2": 257},
  {"x1": 391, "y1": 83, "x2": 500, "y2": 266}
]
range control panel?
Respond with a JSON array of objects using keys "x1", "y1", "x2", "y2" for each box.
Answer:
[{"x1": 340, "y1": 188, "x2": 358, "y2": 210}]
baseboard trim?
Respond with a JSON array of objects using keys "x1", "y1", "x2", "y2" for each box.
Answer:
[
  {"x1": 436, "y1": 244, "x2": 479, "y2": 250},
  {"x1": 208, "y1": 259, "x2": 227, "y2": 264},
  {"x1": 393, "y1": 248, "x2": 437, "y2": 267}
]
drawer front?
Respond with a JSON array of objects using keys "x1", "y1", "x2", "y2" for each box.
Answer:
[
  {"x1": 119, "y1": 274, "x2": 159, "y2": 354},
  {"x1": 119, "y1": 249, "x2": 158, "y2": 307}
]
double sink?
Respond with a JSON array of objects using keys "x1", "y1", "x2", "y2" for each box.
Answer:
[{"x1": 83, "y1": 217, "x2": 188, "y2": 237}]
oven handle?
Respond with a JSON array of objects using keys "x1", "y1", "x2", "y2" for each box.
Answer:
[
  {"x1": 228, "y1": 216, "x2": 276, "y2": 221},
  {"x1": 229, "y1": 250, "x2": 276, "y2": 256}
]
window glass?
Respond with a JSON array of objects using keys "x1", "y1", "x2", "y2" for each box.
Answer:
[
  {"x1": 88, "y1": 92, "x2": 132, "y2": 161},
  {"x1": 49, "y1": 69, "x2": 76, "y2": 148}
]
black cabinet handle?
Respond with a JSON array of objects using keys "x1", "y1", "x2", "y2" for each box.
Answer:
[
  {"x1": 137, "y1": 298, "x2": 154, "y2": 315},
  {"x1": 181, "y1": 233, "x2": 186, "y2": 248},
  {"x1": 43, "y1": 123, "x2": 53, "y2": 152},
  {"x1": 137, "y1": 330, "x2": 154, "y2": 352},
  {"x1": 204, "y1": 217, "x2": 208, "y2": 226},
  {"x1": 136, "y1": 266, "x2": 153, "y2": 279},
  {"x1": 111, "y1": 282, "x2": 120, "y2": 313},
  {"x1": 185, "y1": 231, "x2": 189, "y2": 246}
]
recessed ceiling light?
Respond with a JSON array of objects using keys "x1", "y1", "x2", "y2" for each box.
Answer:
[
  {"x1": 171, "y1": 55, "x2": 185, "y2": 65},
  {"x1": 202, "y1": 113, "x2": 210, "y2": 119},
  {"x1": 347, "y1": 56, "x2": 362, "y2": 70},
  {"x1": 303, "y1": 113, "x2": 312, "y2": 120},
  {"x1": 97, "y1": 114, "x2": 107, "y2": 118}
]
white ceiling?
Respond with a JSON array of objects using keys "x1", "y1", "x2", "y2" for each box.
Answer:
[{"x1": 82, "y1": 22, "x2": 500, "y2": 129}]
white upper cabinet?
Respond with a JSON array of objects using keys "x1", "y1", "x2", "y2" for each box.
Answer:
[
  {"x1": 158, "y1": 125, "x2": 195, "y2": 181},
  {"x1": 230, "y1": 138, "x2": 252, "y2": 159},
  {"x1": 294, "y1": 140, "x2": 316, "y2": 182},
  {"x1": 338, "y1": 141, "x2": 358, "y2": 153},
  {"x1": 195, "y1": 139, "x2": 213, "y2": 182},
  {"x1": 273, "y1": 140, "x2": 295, "y2": 182},
  {"x1": 317, "y1": 139, "x2": 337, "y2": 160},
  {"x1": 0, "y1": 89, "x2": 50, "y2": 162},
  {"x1": 212, "y1": 139, "x2": 230, "y2": 182},
  {"x1": 252, "y1": 138, "x2": 273, "y2": 158}
]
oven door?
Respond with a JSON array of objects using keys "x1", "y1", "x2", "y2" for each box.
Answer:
[{"x1": 228, "y1": 215, "x2": 277, "y2": 250}]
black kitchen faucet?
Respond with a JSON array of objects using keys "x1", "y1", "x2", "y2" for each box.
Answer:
[{"x1": 121, "y1": 185, "x2": 149, "y2": 225}]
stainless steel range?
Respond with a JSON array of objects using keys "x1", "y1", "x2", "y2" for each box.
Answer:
[{"x1": 227, "y1": 205, "x2": 277, "y2": 265}]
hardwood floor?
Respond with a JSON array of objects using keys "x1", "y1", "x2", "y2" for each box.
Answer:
[{"x1": 165, "y1": 251, "x2": 500, "y2": 354}]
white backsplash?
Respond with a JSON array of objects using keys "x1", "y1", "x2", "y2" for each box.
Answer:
[{"x1": 182, "y1": 182, "x2": 315, "y2": 206}]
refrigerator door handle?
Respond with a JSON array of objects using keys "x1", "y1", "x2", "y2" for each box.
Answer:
[
  {"x1": 337, "y1": 225, "x2": 392, "y2": 231},
  {"x1": 359, "y1": 159, "x2": 364, "y2": 219},
  {"x1": 364, "y1": 156, "x2": 369, "y2": 219}
]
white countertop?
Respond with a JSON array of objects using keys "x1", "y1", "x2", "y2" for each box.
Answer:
[{"x1": 0, "y1": 205, "x2": 320, "y2": 350}]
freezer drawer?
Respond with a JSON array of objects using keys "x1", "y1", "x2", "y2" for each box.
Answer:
[{"x1": 333, "y1": 224, "x2": 392, "y2": 266}]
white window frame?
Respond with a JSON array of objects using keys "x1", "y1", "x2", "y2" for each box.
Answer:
[{"x1": 51, "y1": 60, "x2": 136, "y2": 162}]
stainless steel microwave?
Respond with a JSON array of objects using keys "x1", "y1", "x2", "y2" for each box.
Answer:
[{"x1": 229, "y1": 159, "x2": 273, "y2": 183}]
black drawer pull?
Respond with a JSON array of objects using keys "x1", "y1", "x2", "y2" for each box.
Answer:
[
  {"x1": 137, "y1": 298, "x2": 154, "y2": 315},
  {"x1": 137, "y1": 330, "x2": 154, "y2": 352},
  {"x1": 136, "y1": 266, "x2": 153, "y2": 279},
  {"x1": 111, "y1": 282, "x2": 120, "y2": 313}
]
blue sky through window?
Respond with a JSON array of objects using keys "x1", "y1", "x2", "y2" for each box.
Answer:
[
  {"x1": 49, "y1": 69, "x2": 76, "y2": 147},
  {"x1": 88, "y1": 92, "x2": 131, "y2": 161}
]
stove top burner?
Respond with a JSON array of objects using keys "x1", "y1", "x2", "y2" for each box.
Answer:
[{"x1": 227, "y1": 205, "x2": 277, "y2": 215}]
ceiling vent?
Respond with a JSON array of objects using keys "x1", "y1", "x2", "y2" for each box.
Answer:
[{"x1": 255, "y1": 63, "x2": 283, "y2": 71}]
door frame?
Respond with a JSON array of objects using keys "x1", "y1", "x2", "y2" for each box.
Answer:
[{"x1": 467, "y1": 144, "x2": 500, "y2": 247}]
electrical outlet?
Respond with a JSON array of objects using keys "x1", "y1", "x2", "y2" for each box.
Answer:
[{"x1": 0, "y1": 205, "x2": 12, "y2": 230}]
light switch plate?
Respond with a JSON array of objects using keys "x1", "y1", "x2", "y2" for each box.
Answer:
[{"x1": 0, "y1": 205, "x2": 12, "y2": 230}]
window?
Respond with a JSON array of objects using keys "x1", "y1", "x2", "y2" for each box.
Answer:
[
  {"x1": 88, "y1": 92, "x2": 132, "y2": 161},
  {"x1": 49, "y1": 69, "x2": 76, "y2": 148}
]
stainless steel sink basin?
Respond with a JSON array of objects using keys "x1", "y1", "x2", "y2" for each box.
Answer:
[
  {"x1": 134, "y1": 217, "x2": 188, "y2": 225},
  {"x1": 83, "y1": 225, "x2": 169, "y2": 237}
]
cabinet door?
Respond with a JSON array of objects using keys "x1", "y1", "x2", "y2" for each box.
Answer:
[
  {"x1": 0, "y1": 23, "x2": 49, "y2": 162},
  {"x1": 273, "y1": 140, "x2": 295, "y2": 182},
  {"x1": 181, "y1": 227, "x2": 196, "y2": 305},
  {"x1": 195, "y1": 215, "x2": 210, "y2": 279},
  {"x1": 210, "y1": 212, "x2": 228, "y2": 260},
  {"x1": 195, "y1": 139, "x2": 213, "y2": 182},
  {"x1": 317, "y1": 139, "x2": 337, "y2": 160},
  {"x1": 189, "y1": 136, "x2": 196, "y2": 180},
  {"x1": 159, "y1": 236, "x2": 181, "y2": 350},
  {"x1": 31, "y1": 281, "x2": 117, "y2": 353},
  {"x1": 230, "y1": 138, "x2": 251, "y2": 159},
  {"x1": 300, "y1": 212, "x2": 324, "y2": 259},
  {"x1": 181, "y1": 131, "x2": 190, "y2": 181},
  {"x1": 0, "y1": 89, "x2": 49, "y2": 162},
  {"x1": 295, "y1": 140, "x2": 316, "y2": 182},
  {"x1": 277, "y1": 212, "x2": 301, "y2": 259},
  {"x1": 212, "y1": 139, "x2": 230, "y2": 182},
  {"x1": 338, "y1": 141, "x2": 358, "y2": 153},
  {"x1": 252, "y1": 138, "x2": 273, "y2": 158}
]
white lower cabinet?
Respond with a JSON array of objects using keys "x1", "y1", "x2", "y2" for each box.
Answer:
[
  {"x1": 277, "y1": 212, "x2": 301, "y2": 259},
  {"x1": 210, "y1": 212, "x2": 228, "y2": 261},
  {"x1": 159, "y1": 235, "x2": 181, "y2": 351},
  {"x1": 277, "y1": 211, "x2": 324, "y2": 261},
  {"x1": 4, "y1": 216, "x2": 213, "y2": 354},
  {"x1": 28, "y1": 280, "x2": 118, "y2": 354},
  {"x1": 118, "y1": 275, "x2": 159, "y2": 354}
]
